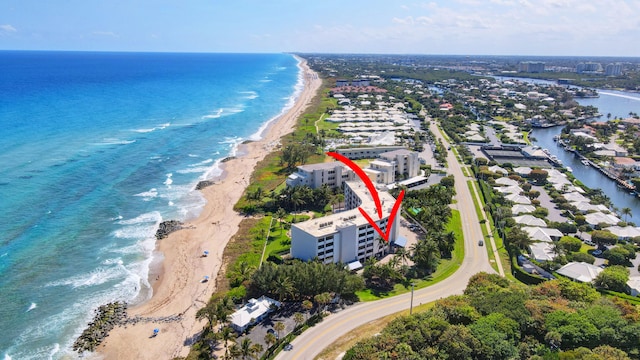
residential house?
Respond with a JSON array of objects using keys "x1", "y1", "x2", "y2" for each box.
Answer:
[
  {"x1": 556, "y1": 262, "x2": 603, "y2": 283},
  {"x1": 230, "y1": 296, "x2": 282, "y2": 333}
]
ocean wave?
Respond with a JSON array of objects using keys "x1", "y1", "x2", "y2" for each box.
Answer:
[
  {"x1": 164, "y1": 173, "x2": 173, "y2": 186},
  {"x1": 239, "y1": 90, "x2": 259, "y2": 99},
  {"x1": 176, "y1": 167, "x2": 209, "y2": 174},
  {"x1": 26, "y1": 302, "x2": 37, "y2": 312},
  {"x1": 93, "y1": 138, "x2": 136, "y2": 146},
  {"x1": 247, "y1": 59, "x2": 304, "y2": 142},
  {"x1": 45, "y1": 264, "x2": 127, "y2": 289},
  {"x1": 117, "y1": 211, "x2": 162, "y2": 225},
  {"x1": 134, "y1": 188, "x2": 158, "y2": 200},
  {"x1": 259, "y1": 79, "x2": 272, "y2": 83},
  {"x1": 132, "y1": 122, "x2": 171, "y2": 133}
]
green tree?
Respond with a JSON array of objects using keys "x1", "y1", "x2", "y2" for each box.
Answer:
[
  {"x1": 558, "y1": 236, "x2": 583, "y2": 253},
  {"x1": 594, "y1": 265, "x2": 630, "y2": 293},
  {"x1": 275, "y1": 208, "x2": 287, "y2": 235},
  {"x1": 293, "y1": 312, "x2": 305, "y2": 329},
  {"x1": 590, "y1": 230, "x2": 618, "y2": 246},
  {"x1": 273, "y1": 321, "x2": 286, "y2": 340},
  {"x1": 621, "y1": 207, "x2": 633, "y2": 222},
  {"x1": 264, "y1": 332, "x2": 276, "y2": 350},
  {"x1": 410, "y1": 239, "x2": 440, "y2": 273}
]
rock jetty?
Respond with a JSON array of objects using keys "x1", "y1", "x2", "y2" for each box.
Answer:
[
  {"x1": 73, "y1": 302, "x2": 127, "y2": 353},
  {"x1": 195, "y1": 180, "x2": 216, "y2": 190},
  {"x1": 155, "y1": 220, "x2": 184, "y2": 240}
]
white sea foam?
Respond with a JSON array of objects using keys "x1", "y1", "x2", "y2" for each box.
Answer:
[
  {"x1": 4, "y1": 353, "x2": 11, "y2": 360},
  {"x1": 240, "y1": 90, "x2": 259, "y2": 99},
  {"x1": 26, "y1": 302, "x2": 37, "y2": 312},
  {"x1": 176, "y1": 167, "x2": 208, "y2": 174},
  {"x1": 132, "y1": 122, "x2": 171, "y2": 133},
  {"x1": 134, "y1": 188, "x2": 158, "y2": 200},
  {"x1": 164, "y1": 173, "x2": 173, "y2": 186},
  {"x1": 117, "y1": 211, "x2": 162, "y2": 225},
  {"x1": 45, "y1": 264, "x2": 127, "y2": 289},
  {"x1": 247, "y1": 61, "x2": 304, "y2": 142},
  {"x1": 93, "y1": 138, "x2": 136, "y2": 146},
  {"x1": 48, "y1": 343, "x2": 59, "y2": 359},
  {"x1": 111, "y1": 215, "x2": 123, "y2": 221},
  {"x1": 260, "y1": 79, "x2": 272, "y2": 83}
]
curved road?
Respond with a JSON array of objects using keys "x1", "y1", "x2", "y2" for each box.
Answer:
[{"x1": 276, "y1": 122, "x2": 497, "y2": 360}]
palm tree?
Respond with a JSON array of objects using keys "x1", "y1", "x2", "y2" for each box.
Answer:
[
  {"x1": 239, "y1": 338, "x2": 253, "y2": 359},
  {"x1": 291, "y1": 190, "x2": 305, "y2": 223},
  {"x1": 314, "y1": 292, "x2": 332, "y2": 315},
  {"x1": 293, "y1": 312, "x2": 305, "y2": 329},
  {"x1": 219, "y1": 326, "x2": 235, "y2": 359},
  {"x1": 394, "y1": 247, "x2": 410, "y2": 267},
  {"x1": 410, "y1": 239, "x2": 440, "y2": 273},
  {"x1": 273, "y1": 275, "x2": 294, "y2": 301},
  {"x1": 249, "y1": 343, "x2": 263, "y2": 359},
  {"x1": 275, "y1": 208, "x2": 287, "y2": 235},
  {"x1": 302, "y1": 300, "x2": 313, "y2": 319},
  {"x1": 506, "y1": 227, "x2": 536, "y2": 251},
  {"x1": 195, "y1": 303, "x2": 217, "y2": 330},
  {"x1": 264, "y1": 332, "x2": 277, "y2": 349},
  {"x1": 273, "y1": 321, "x2": 286, "y2": 340},
  {"x1": 621, "y1": 207, "x2": 632, "y2": 222}
]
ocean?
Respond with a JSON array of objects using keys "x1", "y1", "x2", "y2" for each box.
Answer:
[{"x1": 0, "y1": 51, "x2": 302, "y2": 359}]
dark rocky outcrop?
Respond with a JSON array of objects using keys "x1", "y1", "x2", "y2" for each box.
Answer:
[
  {"x1": 221, "y1": 156, "x2": 236, "y2": 163},
  {"x1": 155, "y1": 220, "x2": 184, "y2": 240},
  {"x1": 195, "y1": 180, "x2": 216, "y2": 190},
  {"x1": 73, "y1": 302, "x2": 127, "y2": 353}
]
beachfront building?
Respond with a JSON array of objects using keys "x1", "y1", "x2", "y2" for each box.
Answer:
[
  {"x1": 379, "y1": 149, "x2": 420, "y2": 179},
  {"x1": 286, "y1": 162, "x2": 355, "y2": 189},
  {"x1": 291, "y1": 181, "x2": 400, "y2": 265},
  {"x1": 230, "y1": 296, "x2": 281, "y2": 333}
]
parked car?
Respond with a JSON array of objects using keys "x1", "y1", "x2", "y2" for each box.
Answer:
[
  {"x1": 592, "y1": 249, "x2": 603, "y2": 257},
  {"x1": 478, "y1": 240, "x2": 484, "y2": 246},
  {"x1": 284, "y1": 343, "x2": 293, "y2": 351}
]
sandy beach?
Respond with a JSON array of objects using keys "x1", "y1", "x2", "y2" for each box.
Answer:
[{"x1": 97, "y1": 58, "x2": 321, "y2": 359}]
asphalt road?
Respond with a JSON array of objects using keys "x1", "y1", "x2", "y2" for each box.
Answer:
[{"x1": 276, "y1": 124, "x2": 497, "y2": 360}]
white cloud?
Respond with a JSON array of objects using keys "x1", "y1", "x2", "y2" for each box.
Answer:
[{"x1": 0, "y1": 24, "x2": 17, "y2": 33}]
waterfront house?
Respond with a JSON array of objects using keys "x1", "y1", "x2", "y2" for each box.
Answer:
[
  {"x1": 605, "y1": 226, "x2": 640, "y2": 240},
  {"x1": 230, "y1": 296, "x2": 281, "y2": 333},
  {"x1": 495, "y1": 177, "x2": 519, "y2": 186},
  {"x1": 584, "y1": 212, "x2": 621, "y2": 227}
]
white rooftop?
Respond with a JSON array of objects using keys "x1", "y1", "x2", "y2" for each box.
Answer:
[{"x1": 557, "y1": 262, "x2": 603, "y2": 283}]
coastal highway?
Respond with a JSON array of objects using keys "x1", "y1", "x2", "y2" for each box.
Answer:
[{"x1": 276, "y1": 122, "x2": 497, "y2": 360}]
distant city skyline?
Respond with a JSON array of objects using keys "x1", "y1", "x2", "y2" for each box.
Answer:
[{"x1": 1, "y1": 0, "x2": 639, "y2": 56}]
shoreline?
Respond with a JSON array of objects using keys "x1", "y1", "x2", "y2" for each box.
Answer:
[{"x1": 97, "y1": 57, "x2": 322, "y2": 359}]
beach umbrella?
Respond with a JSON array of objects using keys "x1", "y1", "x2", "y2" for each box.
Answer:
[
  {"x1": 202, "y1": 275, "x2": 209, "y2": 283},
  {"x1": 153, "y1": 328, "x2": 159, "y2": 335},
  {"x1": 203, "y1": 250, "x2": 209, "y2": 257}
]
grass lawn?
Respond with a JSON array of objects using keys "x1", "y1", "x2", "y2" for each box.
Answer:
[{"x1": 356, "y1": 210, "x2": 464, "y2": 302}]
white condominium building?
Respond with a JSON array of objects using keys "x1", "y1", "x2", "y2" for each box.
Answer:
[
  {"x1": 286, "y1": 162, "x2": 355, "y2": 189},
  {"x1": 291, "y1": 181, "x2": 400, "y2": 265},
  {"x1": 379, "y1": 149, "x2": 420, "y2": 178}
]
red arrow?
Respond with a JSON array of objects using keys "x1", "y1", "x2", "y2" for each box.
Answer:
[
  {"x1": 358, "y1": 189, "x2": 405, "y2": 242},
  {"x1": 327, "y1": 151, "x2": 382, "y2": 218},
  {"x1": 326, "y1": 151, "x2": 405, "y2": 242}
]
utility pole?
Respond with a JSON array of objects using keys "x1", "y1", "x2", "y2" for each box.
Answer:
[{"x1": 410, "y1": 282, "x2": 415, "y2": 315}]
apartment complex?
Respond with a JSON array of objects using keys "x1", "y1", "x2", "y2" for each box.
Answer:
[
  {"x1": 363, "y1": 149, "x2": 420, "y2": 185},
  {"x1": 290, "y1": 181, "x2": 400, "y2": 265},
  {"x1": 518, "y1": 61, "x2": 545, "y2": 73},
  {"x1": 286, "y1": 161, "x2": 355, "y2": 189}
]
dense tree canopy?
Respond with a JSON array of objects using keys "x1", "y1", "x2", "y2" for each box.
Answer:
[{"x1": 345, "y1": 273, "x2": 640, "y2": 360}]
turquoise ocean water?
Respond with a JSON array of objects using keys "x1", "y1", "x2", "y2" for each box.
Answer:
[{"x1": 0, "y1": 51, "x2": 301, "y2": 359}]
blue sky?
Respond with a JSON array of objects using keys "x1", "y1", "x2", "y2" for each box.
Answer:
[{"x1": 1, "y1": 0, "x2": 639, "y2": 56}]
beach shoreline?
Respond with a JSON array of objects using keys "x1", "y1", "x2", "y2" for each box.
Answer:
[{"x1": 97, "y1": 57, "x2": 321, "y2": 360}]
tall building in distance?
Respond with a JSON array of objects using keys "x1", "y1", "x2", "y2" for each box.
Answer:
[
  {"x1": 518, "y1": 61, "x2": 545, "y2": 73},
  {"x1": 605, "y1": 63, "x2": 623, "y2": 76},
  {"x1": 576, "y1": 62, "x2": 602, "y2": 74}
]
